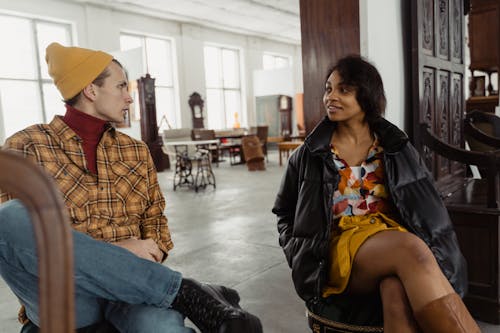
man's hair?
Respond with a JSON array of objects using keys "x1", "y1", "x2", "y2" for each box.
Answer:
[
  {"x1": 65, "y1": 59, "x2": 124, "y2": 106},
  {"x1": 326, "y1": 55, "x2": 386, "y2": 125}
]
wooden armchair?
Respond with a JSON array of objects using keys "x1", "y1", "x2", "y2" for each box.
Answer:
[
  {"x1": 256, "y1": 126, "x2": 268, "y2": 161},
  {"x1": 464, "y1": 110, "x2": 500, "y2": 152},
  {"x1": 420, "y1": 124, "x2": 500, "y2": 324},
  {"x1": 191, "y1": 129, "x2": 220, "y2": 166},
  {"x1": 241, "y1": 136, "x2": 265, "y2": 171},
  {"x1": 249, "y1": 126, "x2": 269, "y2": 161},
  {"x1": 0, "y1": 150, "x2": 75, "y2": 333}
]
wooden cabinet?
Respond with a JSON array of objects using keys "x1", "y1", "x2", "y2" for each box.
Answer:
[
  {"x1": 466, "y1": 95, "x2": 498, "y2": 113},
  {"x1": 467, "y1": 0, "x2": 500, "y2": 109},
  {"x1": 469, "y1": 0, "x2": 499, "y2": 73}
]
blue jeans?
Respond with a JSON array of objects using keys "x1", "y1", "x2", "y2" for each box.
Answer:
[{"x1": 0, "y1": 200, "x2": 195, "y2": 333}]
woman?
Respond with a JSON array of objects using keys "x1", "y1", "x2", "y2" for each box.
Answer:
[{"x1": 272, "y1": 55, "x2": 479, "y2": 332}]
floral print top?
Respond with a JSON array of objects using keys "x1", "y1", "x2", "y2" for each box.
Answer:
[{"x1": 331, "y1": 138, "x2": 394, "y2": 218}]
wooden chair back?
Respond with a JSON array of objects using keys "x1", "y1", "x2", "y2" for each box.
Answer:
[
  {"x1": 241, "y1": 135, "x2": 265, "y2": 171},
  {"x1": 0, "y1": 151, "x2": 75, "y2": 333},
  {"x1": 420, "y1": 123, "x2": 499, "y2": 208},
  {"x1": 191, "y1": 129, "x2": 216, "y2": 140},
  {"x1": 420, "y1": 123, "x2": 500, "y2": 323},
  {"x1": 465, "y1": 110, "x2": 500, "y2": 152}
]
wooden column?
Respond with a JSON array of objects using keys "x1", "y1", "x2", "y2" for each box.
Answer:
[{"x1": 299, "y1": 0, "x2": 360, "y2": 133}]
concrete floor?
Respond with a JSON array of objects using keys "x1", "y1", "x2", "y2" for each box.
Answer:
[{"x1": 0, "y1": 150, "x2": 499, "y2": 332}]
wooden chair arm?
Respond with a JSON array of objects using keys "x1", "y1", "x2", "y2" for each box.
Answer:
[
  {"x1": 464, "y1": 111, "x2": 500, "y2": 149},
  {"x1": 420, "y1": 123, "x2": 499, "y2": 208},
  {"x1": 0, "y1": 151, "x2": 75, "y2": 332}
]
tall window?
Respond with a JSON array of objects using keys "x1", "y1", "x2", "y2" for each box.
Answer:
[
  {"x1": 0, "y1": 14, "x2": 72, "y2": 140},
  {"x1": 120, "y1": 33, "x2": 179, "y2": 129},
  {"x1": 204, "y1": 45, "x2": 243, "y2": 129},
  {"x1": 263, "y1": 53, "x2": 291, "y2": 70}
]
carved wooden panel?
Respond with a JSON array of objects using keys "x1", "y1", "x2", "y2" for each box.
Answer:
[
  {"x1": 411, "y1": 0, "x2": 465, "y2": 189},
  {"x1": 439, "y1": 0, "x2": 450, "y2": 59},
  {"x1": 423, "y1": 0, "x2": 435, "y2": 54},
  {"x1": 450, "y1": 74, "x2": 464, "y2": 174},
  {"x1": 452, "y1": 0, "x2": 463, "y2": 61},
  {"x1": 422, "y1": 68, "x2": 436, "y2": 170},
  {"x1": 437, "y1": 71, "x2": 450, "y2": 178}
]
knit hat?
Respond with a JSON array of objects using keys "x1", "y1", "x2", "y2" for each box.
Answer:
[{"x1": 45, "y1": 42, "x2": 113, "y2": 100}]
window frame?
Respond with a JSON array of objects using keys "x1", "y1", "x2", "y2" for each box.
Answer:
[
  {"x1": 204, "y1": 43, "x2": 245, "y2": 129},
  {"x1": 262, "y1": 52, "x2": 292, "y2": 70},
  {"x1": 120, "y1": 31, "x2": 180, "y2": 129},
  {"x1": 0, "y1": 12, "x2": 73, "y2": 141}
]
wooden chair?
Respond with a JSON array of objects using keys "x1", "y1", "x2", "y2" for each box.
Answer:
[
  {"x1": 464, "y1": 110, "x2": 500, "y2": 152},
  {"x1": 306, "y1": 293, "x2": 383, "y2": 332},
  {"x1": 0, "y1": 150, "x2": 75, "y2": 333},
  {"x1": 191, "y1": 129, "x2": 220, "y2": 166},
  {"x1": 249, "y1": 126, "x2": 268, "y2": 161},
  {"x1": 464, "y1": 110, "x2": 500, "y2": 179},
  {"x1": 0, "y1": 151, "x2": 119, "y2": 333},
  {"x1": 215, "y1": 129, "x2": 245, "y2": 165},
  {"x1": 420, "y1": 123, "x2": 500, "y2": 323},
  {"x1": 241, "y1": 135, "x2": 265, "y2": 171},
  {"x1": 256, "y1": 126, "x2": 268, "y2": 161}
]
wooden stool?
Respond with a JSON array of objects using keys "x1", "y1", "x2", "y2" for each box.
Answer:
[
  {"x1": 306, "y1": 309, "x2": 383, "y2": 333},
  {"x1": 305, "y1": 294, "x2": 384, "y2": 333}
]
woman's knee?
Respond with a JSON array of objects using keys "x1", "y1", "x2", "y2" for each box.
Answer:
[
  {"x1": 380, "y1": 277, "x2": 405, "y2": 302},
  {"x1": 380, "y1": 276, "x2": 409, "y2": 312},
  {"x1": 396, "y1": 233, "x2": 436, "y2": 271}
]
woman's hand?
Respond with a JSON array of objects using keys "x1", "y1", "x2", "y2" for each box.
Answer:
[{"x1": 113, "y1": 237, "x2": 163, "y2": 262}]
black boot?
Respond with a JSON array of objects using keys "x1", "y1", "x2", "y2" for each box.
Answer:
[{"x1": 171, "y1": 278, "x2": 263, "y2": 333}]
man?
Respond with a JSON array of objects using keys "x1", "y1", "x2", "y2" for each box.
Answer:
[{"x1": 0, "y1": 43, "x2": 262, "y2": 333}]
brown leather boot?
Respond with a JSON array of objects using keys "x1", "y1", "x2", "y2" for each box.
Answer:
[{"x1": 414, "y1": 293, "x2": 481, "y2": 333}]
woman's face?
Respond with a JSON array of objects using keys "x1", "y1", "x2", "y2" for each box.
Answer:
[{"x1": 323, "y1": 70, "x2": 364, "y2": 123}]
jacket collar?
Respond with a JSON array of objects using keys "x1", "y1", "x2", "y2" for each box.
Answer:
[{"x1": 304, "y1": 116, "x2": 409, "y2": 156}]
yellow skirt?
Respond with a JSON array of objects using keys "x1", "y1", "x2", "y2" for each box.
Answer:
[{"x1": 322, "y1": 212, "x2": 407, "y2": 297}]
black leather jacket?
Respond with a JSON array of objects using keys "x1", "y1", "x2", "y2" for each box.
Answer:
[{"x1": 272, "y1": 117, "x2": 467, "y2": 302}]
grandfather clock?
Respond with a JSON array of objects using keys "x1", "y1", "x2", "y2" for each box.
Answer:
[
  {"x1": 188, "y1": 92, "x2": 205, "y2": 128},
  {"x1": 278, "y1": 95, "x2": 292, "y2": 138},
  {"x1": 137, "y1": 74, "x2": 169, "y2": 171}
]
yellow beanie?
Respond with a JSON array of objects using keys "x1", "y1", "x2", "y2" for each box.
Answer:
[{"x1": 45, "y1": 42, "x2": 113, "y2": 100}]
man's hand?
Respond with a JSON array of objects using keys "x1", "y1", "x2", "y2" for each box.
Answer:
[{"x1": 113, "y1": 237, "x2": 163, "y2": 262}]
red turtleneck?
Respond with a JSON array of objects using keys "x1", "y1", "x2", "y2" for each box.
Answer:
[{"x1": 62, "y1": 105, "x2": 108, "y2": 174}]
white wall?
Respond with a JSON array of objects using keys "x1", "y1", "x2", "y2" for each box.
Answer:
[
  {"x1": 253, "y1": 68, "x2": 295, "y2": 97},
  {"x1": 0, "y1": 0, "x2": 302, "y2": 142},
  {"x1": 360, "y1": 0, "x2": 406, "y2": 131}
]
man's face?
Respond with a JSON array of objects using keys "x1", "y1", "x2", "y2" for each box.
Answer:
[{"x1": 92, "y1": 62, "x2": 133, "y2": 123}]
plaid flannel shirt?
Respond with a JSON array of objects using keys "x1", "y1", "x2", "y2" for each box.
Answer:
[{"x1": 0, "y1": 116, "x2": 173, "y2": 259}]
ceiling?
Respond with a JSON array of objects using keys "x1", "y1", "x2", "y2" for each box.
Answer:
[{"x1": 69, "y1": 0, "x2": 301, "y2": 44}]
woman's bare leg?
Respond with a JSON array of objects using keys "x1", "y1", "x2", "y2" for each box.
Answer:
[
  {"x1": 379, "y1": 276, "x2": 420, "y2": 333},
  {"x1": 348, "y1": 230, "x2": 454, "y2": 311}
]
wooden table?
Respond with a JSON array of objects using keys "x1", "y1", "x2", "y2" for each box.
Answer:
[{"x1": 278, "y1": 141, "x2": 302, "y2": 166}]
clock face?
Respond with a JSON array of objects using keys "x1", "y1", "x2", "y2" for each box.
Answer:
[{"x1": 280, "y1": 95, "x2": 289, "y2": 109}]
